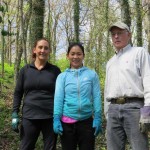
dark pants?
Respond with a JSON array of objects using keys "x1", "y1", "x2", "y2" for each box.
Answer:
[
  {"x1": 61, "y1": 117, "x2": 95, "y2": 150},
  {"x1": 20, "y1": 118, "x2": 57, "y2": 150}
]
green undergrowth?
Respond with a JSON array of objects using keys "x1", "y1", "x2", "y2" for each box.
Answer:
[
  {"x1": 0, "y1": 63, "x2": 107, "y2": 149},
  {"x1": 1, "y1": 63, "x2": 149, "y2": 149}
]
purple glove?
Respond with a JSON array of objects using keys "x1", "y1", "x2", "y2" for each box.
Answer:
[{"x1": 139, "y1": 106, "x2": 150, "y2": 133}]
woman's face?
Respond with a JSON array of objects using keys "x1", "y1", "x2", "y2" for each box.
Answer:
[
  {"x1": 33, "y1": 40, "x2": 50, "y2": 61},
  {"x1": 67, "y1": 45, "x2": 84, "y2": 69}
]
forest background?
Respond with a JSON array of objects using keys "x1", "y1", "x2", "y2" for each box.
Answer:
[{"x1": 0, "y1": 0, "x2": 150, "y2": 149}]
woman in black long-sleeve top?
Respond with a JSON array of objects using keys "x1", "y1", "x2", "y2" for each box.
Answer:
[{"x1": 11, "y1": 38, "x2": 61, "y2": 150}]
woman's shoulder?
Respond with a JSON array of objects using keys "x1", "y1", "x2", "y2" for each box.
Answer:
[
  {"x1": 83, "y1": 67, "x2": 97, "y2": 75},
  {"x1": 19, "y1": 64, "x2": 30, "y2": 72},
  {"x1": 57, "y1": 71, "x2": 68, "y2": 77},
  {"x1": 46, "y1": 63, "x2": 61, "y2": 75},
  {"x1": 48, "y1": 63, "x2": 60, "y2": 70}
]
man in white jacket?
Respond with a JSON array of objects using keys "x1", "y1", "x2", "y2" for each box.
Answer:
[{"x1": 104, "y1": 21, "x2": 150, "y2": 150}]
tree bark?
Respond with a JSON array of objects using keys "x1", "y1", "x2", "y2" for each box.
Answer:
[
  {"x1": 30, "y1": 0, "x2": 45, "y2": 48},
  {"x1": 135, "y1": 0, "x2": 143, "y2": 46},
  {"x1": 73, "y1": 0, "x2": 80, "y2": 42}
]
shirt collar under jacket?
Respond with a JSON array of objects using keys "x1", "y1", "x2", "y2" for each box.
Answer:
[{"x1": 116, "y1": 44, "x2": 131, "y2": 55}]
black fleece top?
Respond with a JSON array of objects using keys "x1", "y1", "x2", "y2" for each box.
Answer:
[{"x1": 13, "y1": 62, "x2": 61, "y2": 119}]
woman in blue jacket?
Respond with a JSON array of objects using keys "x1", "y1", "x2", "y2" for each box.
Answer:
[{"x1": 53, "y1": 42, "x2": 102, "y2": 150}]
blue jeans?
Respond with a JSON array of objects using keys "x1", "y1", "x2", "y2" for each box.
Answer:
[
  {"x1": 106, "y1": 100, "x2": 149, "y2": 150},
  {"x1": 61, "y1": 117, "x2": 95, "y2": 150}
]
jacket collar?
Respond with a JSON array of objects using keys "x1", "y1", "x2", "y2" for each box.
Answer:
[{"x1": 66, "y1": 66, "x2": 87, "y2": 73}]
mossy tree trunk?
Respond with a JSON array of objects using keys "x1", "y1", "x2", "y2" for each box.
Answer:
[
  {"x1": 135, "y1": 0, "x2": 143, "y2": 46},
  {"x1": 73, "y1": 0, "x2": 80, "y2": 42},
  {"x1": 30, "y1": 0, "x2": 45, "y2": 49}
]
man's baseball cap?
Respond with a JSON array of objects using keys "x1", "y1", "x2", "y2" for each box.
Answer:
[{"x1": 109, "y1": 21, "x2": 130, "y2": 32}]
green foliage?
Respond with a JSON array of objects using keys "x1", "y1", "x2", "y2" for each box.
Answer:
[
  {"x1": 54, "y1": 58, "x2": 69, "y2": 72},
  {"x1": 0, "y1": 6, "x2": 4, "y2": 12},
  {"x1": 1, "y1": 29, "x2": 9, "y2": 36},
  {"x1": 0, "y1": 16, "x2": 2, "y2": 23},
  {"x1": 2, "y1": 63, "x2": 150, "y2": 150},
  {"x1": 0, "y1": 64, "x2": 17, "y2": 149},
  {"x1": 0, "y1": 63, "x2": 14, "y2": 88},
  {"x1": 1, "y1": 29, "x2": 14, "y2": 36}
]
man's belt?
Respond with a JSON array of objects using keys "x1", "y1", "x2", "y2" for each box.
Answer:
[{"x1": 111, "y1": 97, "x2": 144, "y2": 104}]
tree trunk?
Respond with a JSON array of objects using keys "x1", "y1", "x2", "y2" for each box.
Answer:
[
  {"x1": 143, "y1": 0, "x2": 150, "y2": 53},
  {"x1": 73, "y1": 0, "x2": 80, "y2": 42},
  {"x1": 14, "y1": 0, "x2": 22, "y2": 83},
  {"x1": 8, "y1": 20, "x2": 12, "y2": 66},
  {"x1": 119, "y1": 0, "x2": 132, "y2": 45},
  {"x1": 20, "y1": 0, "x2": 27, "y2": 64},
  {"x1": 148, "y1": 2, "x2": 150, "y2": 53},
  {"x1": 105, "y1": 0, "x2": 110, "y2": 61},
  {"x1": 135, "y1": 0, "x2": 142, "y2": 46},
  {"x1": 30, "y1": 0, "x2": 45, "y2": 48},
  {"x1": 1, "y1": 5, "x2": 5, "y2": 78}
]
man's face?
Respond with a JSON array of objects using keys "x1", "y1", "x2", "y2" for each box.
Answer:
[{"x1": 110, "y1": 27, "x2": 131, "y2": 51}]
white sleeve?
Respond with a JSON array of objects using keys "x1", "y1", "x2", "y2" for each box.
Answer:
[
  {"x1": 139, "y1": 49, "x2": 150, "y2": 106},
  {"x1": 104, "y1": 66, "x2": 110, "y2": 119}
]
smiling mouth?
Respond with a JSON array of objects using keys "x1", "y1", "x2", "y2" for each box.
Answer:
[
  {"x1": 72, "y1": 60, "x2": 80, "y2": 63},
  {"x1": 39, "y1": 54, "x2": 46, "y2": 56}
]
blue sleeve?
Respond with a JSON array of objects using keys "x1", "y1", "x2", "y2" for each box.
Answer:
[
  {"x1": 92, "y1": 72, "x2": 102, "y2": 117},
  {"x1": 54, "y1": 73, "x2": 66, "y2": 117}
]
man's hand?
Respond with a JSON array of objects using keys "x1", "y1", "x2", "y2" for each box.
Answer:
[
  {"x1": 139, "y1": 122, "x2": 150, "y2": 133},
  {"x1": 11, "y1": 112, "x2": 19, "y2": 133},
  {"x1": 139, "y1": 106, "x2": 150, "y2": 133}
]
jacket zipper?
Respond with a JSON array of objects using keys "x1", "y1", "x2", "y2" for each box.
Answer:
[{"x1": 76, "y1": 71, "x2": 81, "y2": 119}]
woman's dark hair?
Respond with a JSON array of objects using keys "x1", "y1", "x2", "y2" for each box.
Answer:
[
  {"x1": 67, "y1": 42, "x2": 84, "y2": 55},
  {"x1": 32, "y1": 37, "x2": 50, "y2": 59}
]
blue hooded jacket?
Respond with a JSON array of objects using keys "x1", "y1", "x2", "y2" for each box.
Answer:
[{"x1": 54, "y1": 66, "x2": 101, "y2": 120}]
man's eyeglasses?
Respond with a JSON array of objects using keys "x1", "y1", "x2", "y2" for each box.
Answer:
[{"x1": 111, "y1": 30, "x2": 128, "y2": 37}]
